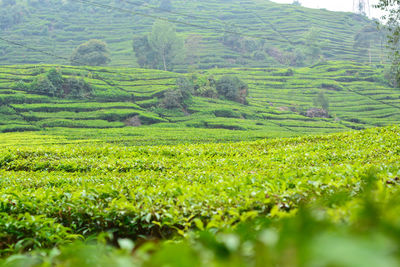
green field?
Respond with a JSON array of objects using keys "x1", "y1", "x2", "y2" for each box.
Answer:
[
  {"x1": 1, "y1": 0, "x2": 400, "y2": 265},
  {"x1": 0, "y1": 0, "x2": 384, "y2": 69},
  {"x1": 0, "y1": 126, "x2": 400, "y2": 265},
  {"x1": 0, "y1": 61, "x2": 399, "y2": 143},
  {"x1": 1, "y1": 62, "x2": 400, "y2": 265}
]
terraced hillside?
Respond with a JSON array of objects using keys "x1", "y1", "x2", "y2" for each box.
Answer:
[
  {"x1": 0, "y1": 61, "x2": 398, "y2": 144},
  {"x1": 0, "y1": 0, "x2": 384, "y2": 69},
  {"x1": 205, "y1": 61, "x2": 400, "y2": 130}
]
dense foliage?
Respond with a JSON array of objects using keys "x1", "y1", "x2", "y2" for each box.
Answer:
[
  {"x1": 70, "y1": 39, "x2": 111, "y2": 66},
  {"x1": 0, "y1": 126, "x2": 400, "y2": 265},
  {"x1": 14, "y1": 68, "x2": 92, "y2": 98},
  {"x1": 215, "y1": 76, "x2": 248, "y2": 104},
  {"x1": 133, "y1": 21, "x2": 184, "y2": 71},
  {"x1": 376, "y1": 0, "x2": 400, "y2": 87},
  {"x1": 159, "y1": 75, "x2": 249, "y2": 108}
]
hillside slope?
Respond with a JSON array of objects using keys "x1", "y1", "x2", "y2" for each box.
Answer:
[
  {"x1": 0, "y1": 61, "x2": 398, "y2": 144},
  {"x1": 0, "y1": 0, "x2": 384, "y2": 70}
]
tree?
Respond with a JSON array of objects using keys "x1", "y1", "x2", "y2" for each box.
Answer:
[
  {"x1": 133, "y1": 21, "x2": 184, "y2": 71},
  {"x1": 148, "y1": 21, "x2": 184, "y2": 71},
  {"x1": 132, "y1": 35, "x2": 158, "y2": 69},
  {"x1": 354, "y1": 25, "x2": 384, "y2": 64},
  {"x1": 70, "y1": 39, "x2": 111, "y2": 66},
  {"x1": 216, "y1": 76, "x2": 248, "y2": 104},
  {"x1": 20, "y1": 68, "x2": 92, "y2": 98},
  {"x1": 292, "y1": 0, "x2": 301, "y2": 6},
  {"x1": 0, "y1": 2, "x2": 27, "y2": 30},
  {"x1": 376, "y1": 1, "x2": 400, "y2": 86},
  {"x1": 159, "y1": 78, "x2": 193, "y2": 109},
  {"x1": 2, "y1": 0, "x2": 16, "y2": 6},
  {"x1": 314, "y1": 91, "x2": 329, "y2": 112},
  {"x1": 176, "y1": 77, "x2": 194, "y2": 100},
  {"x1": 159, "y1": 0, "x2": 173, "y2": 11}
]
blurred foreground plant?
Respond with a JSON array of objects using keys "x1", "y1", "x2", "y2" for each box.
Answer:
[{"x1": 1, "y1": 168, "x2": 400, "y2": 267}]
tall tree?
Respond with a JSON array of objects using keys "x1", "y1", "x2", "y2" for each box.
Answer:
[
  {"x1": 132, "y1": 35, "x2": 158, "y2": 69},
  {"x1": 148, "y1": 21, "x2": 184, "y2": 71}
]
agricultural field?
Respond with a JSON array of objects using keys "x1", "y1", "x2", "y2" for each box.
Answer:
[
  {"x1": 0, "y1": 0, "x2": 383, "y2": 69},
  {"x1": 0, "y1": 126, "x2": 400, "y2": 265},
  {"x1": 0, "y1": 61, "x2": 399, "y2": 143},
  {"x1": 1, "y1": 0, "x2": 400, "y2": 265}
]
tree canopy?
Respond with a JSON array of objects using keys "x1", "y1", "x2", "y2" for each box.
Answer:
[
  {"x1": 70, "y1": 39, "x2": 111, "y2": 66},
  {"x1": 133, "y1": 21, "x2": 184, "y2": 71},
  {"x1": 216, "y1": 76, "x2": 249, "y2": 104},
  {"x1": 16, "y1": 68, "x2": 92, "y2": 98}
]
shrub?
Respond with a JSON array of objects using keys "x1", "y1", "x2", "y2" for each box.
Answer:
[
  {"x1": 70, "y1": 39, "x2": 111, "y2": 66},
  {"x1": 19, "y1": 68, "x2": 93, "y2": 98},
  {"x1": 159, "y1": 77, "x2": 194, "y2": 109},
  {"x1": 160, "y1": 89, "x2": 184, "y2": 109},
  {"x1": 216, "y1": 76, "x2": 248, "y2": 104},
  {"x1": 62, "y1": 77, "x2": 93, "y2": 98},
  {"x1": 176, "y1": 77, "x2": 194, "y2": 100},
  {"x1": 46, "y1": 68, "x2": 63, "y2": 89},
  {"x1": 191, "y1": 75, "x2": 218, "y2": 98},
  {"x1": 30, "y1": 75, "x2": 57, "y2": 97},
  {"x1": 197, "y1": 85, "x2": 218, "y2": 98},
  {"x1": 214, "y1": 109, "x2": 241, "y2": 118},
  {"x1": 313, "y1": 91, "x2": 329, "y2": 112}
]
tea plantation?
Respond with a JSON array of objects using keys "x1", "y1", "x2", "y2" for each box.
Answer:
[
  {"x1": 0, "y1": 61, "x2": 399, "y2": 144},
  {"x1": 1, "y1": 0, "x2": 400, "y2": 265},
  {"x1": 1, "y1": 62, "x2": 400, "y2": 265},
  {"x1": 0, "y1": 0, "x2": 383, "y2": 69},
  {"x1": 0, "y1": 126, "x2": 400, "y2": 266}
]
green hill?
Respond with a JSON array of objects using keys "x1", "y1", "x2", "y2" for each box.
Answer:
[
  {"x1": 0, "y1": 0, "x2": 384, "y2": 70},
  {"x1": 0, "y1": 61, "x2": 398, "y2": 144}
]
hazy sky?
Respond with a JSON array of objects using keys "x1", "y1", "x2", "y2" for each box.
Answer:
[{"x1": 271, "y1": 0, "x2": 384, "y2": 20}]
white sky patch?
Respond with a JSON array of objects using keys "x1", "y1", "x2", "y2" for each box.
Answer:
[{"x1": 270, "y1": 0, "x2": 385, "y2": 20}]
